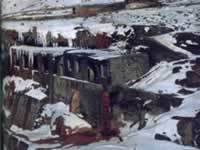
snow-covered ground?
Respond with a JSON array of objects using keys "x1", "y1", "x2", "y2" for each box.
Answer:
[
  {"x1": 129, "y1": 59, "x2": 196, "y2": 94},
  {"x1": 10, "y1": 102, "x2": 91, "y2": 141},
  {"x1": 2, "y1": 0, "x2": 200, "y2": 40},
  {"x1": 2, "y1": 0, "x2": 125, "y2": 16},
  {"x1": 7, "y1": 89, "x2": 200, "y2": 150},
  {"x1": 3, "y1": 76, "x2": 39, "y2": 94},
  {"x1": 151, "y1": 33, "x2": 194, "y2": 57},
  {"x1": 3, "y1": 76, "x2": 47, "y2": 101},
  {"x1": 41, "y1": 102, "x2": 92, "y2": 131},
  {"x1": 4, "y1": 58, "x2": 200, "y2": 150},
  {"x1": 2, "y1": 0, "x2": 200, "y2": 150}
]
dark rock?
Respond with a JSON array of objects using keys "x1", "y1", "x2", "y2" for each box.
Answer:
[
  {"x1": 170, "y1": 97, "x2": 183, "y2": 107},
  {"x1": 186, "y1": 71, "x2": 200, "y2": 87},
  {"x1": 175, "y1": 70, "x2": 200, "y2": 88},
  {"x1": 178, "y1": 88, "x2": 194, "y2": 95},
  {"x1": 177, "y1": 119, "x2": 194, "y2": 146},
  {"x1": 175, "y1": 79, "x2": 187, "y2": 86},
  {"x1": 172, "y1": 66, "x2": 182, "y2": 74},
  {"x1": 155, "y1": 133, "x2": 171, "y2": 142},
  {"x1": 174, "y1": 112, "x2": 200, "y2": 148}
]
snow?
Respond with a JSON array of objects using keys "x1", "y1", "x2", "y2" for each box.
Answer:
[
  {"x1": 134, "y1": 45, "x2": 149, "y2": 51},
  {"x1": 25, "y1": 87, "x2": 47, "y2": 101},
  {"x1": 122, "y1": 136, "x2": 197, "y2": 150},
  {"x1": 3, "y1": 76, "x2": 39, "y2": 94},
  {"x1": 186, "y1": 40, "x2": 199, "y2": 46},
  {"x1": 41, "y1": 102, "x2": 92, "y2": 131},
  {"x1": 59, "y1": 75, "x2": 90, "y2": 84},
  {"x1": 114, "y1": 26, "x2": 134, "y2": 36},
  {"x1": 2, "y1": 0, "x2": 200, "y2": 44},
  {"x1": 3, "y1": 106, "x2": 11, "y2": 118},
  {"x1": 144, "y1": 27, "x2": 150, "y2": 33},
  {"x1": 11, "y1": 45, "x2": 127, "y2": 61},
  {"x1": 10, "y1": 125, "x2": 58, "y2": 141},
  {"x1": 11, "y1": 45, "x2": 75, "y2": 56},
  {"x1": 129, "y1": 59, "x2": 194, "y2": 94},
  {"x1": 3, "y1": 76, "x2": 47, "y2": 100},
  {"x1": 160, "y1": 0, "x2": 200, "y2": 6},
  {"x1": 121, "y1": 57, "x2": 200, "y2": 149},
  {"x1": 81, "y1": 0, "x2": 125, "y2": 6},
  {"x1": 67, "y1": 49, "x2": 127, "y2": 61}
]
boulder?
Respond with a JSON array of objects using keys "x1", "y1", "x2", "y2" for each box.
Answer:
[
  {"x1": 155, "y1": 133, "x2": 171, "y2": 142},
  {"x1": 177, "y1": 119, "x2": 194, "y2": 146}
]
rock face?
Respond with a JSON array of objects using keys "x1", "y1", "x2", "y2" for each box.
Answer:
[
  {"x1": 193, "y1": 112, "x2": 200, "y2": 148},
  {"x1": 13, "y1": 95, "x2": 30, "y2": 128},
  {"x1": 175, "y1": 112, "x2": 200, "y2": 148},
  {"x1": 174, "y1": 32, "x2": 200, "y2": 55},
  {"x1": 176, "y1": 58, "x2": 200, "y2": 88},
  {"x1": 177, "y1": 119, "x2": 194, "y2": 146},
  {"x1": 177, "y1": 71, "x2": 200, "y2": 88},
  {"x1": 109, "y1": 87, "x2": 183, "y2": 129},
  {"x1": 4, "y1": 93, "x2": 47, "y2": 130}
]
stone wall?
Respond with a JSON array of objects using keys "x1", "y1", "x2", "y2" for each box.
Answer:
[
  {"x1": 110, "y1": 53, "x2": 149, "y2": 85},
  {"x1": 53, "y1": 75, "x2": 103, "y2": 125},
  {"x1": 6, "y1": 93, "x2": 47, "y2": 130}
]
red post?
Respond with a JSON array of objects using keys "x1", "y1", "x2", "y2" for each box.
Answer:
[{"x1": 100, "y1": 90, "x2": 111, "y2": 136}]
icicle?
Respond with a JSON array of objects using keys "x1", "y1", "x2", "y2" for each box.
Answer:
[
  {"x1": 29, "y1": 50, "x2": 34, "y2": 69},
  {"x1": 18, "y1": 32, "x2": 23, "y2": 42},
  {"x1": 68, "y1": 39, "x2": 73, "y2": 47},
  {"x1": 9, "y1": 47, "x2": 13, "y2": 67}
]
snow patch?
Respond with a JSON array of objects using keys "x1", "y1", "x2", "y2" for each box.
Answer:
[
  {"x1": 25, "y1": 87, "x2": 47, "y2": 100},
  {"x1": 3, "y1": 76, "x2": 39, "y2": 94},
  {"x1": 10, "y1": 125, "x2": 58, "y2": 141},
  {"x1": 41, "y1": 102, "x2": 92, "y2": 130}
]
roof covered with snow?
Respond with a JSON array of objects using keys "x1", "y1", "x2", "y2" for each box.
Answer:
[
  {"x1": 11, "y1": 45, "x2": 76, "y2": 56},
  {"x1": 25, "y1": 87, "x2": 47, "y2": 100},
  {"x1": 151, "y1": 33, "x2": 194, "y2": 57},
  {"x1": 66, "y1": 49, "x2": 127, "y2": 61},
  {"x1": 10, "y1": 45, "x2": 129, "y2": 61}
]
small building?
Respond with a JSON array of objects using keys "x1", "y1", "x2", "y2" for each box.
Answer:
[
  {"x1": 9, "y1": 45, "x2": 149, "y2": 85},
  {"x1": 62, "y1": 49, "x2": 149, "y2": 85},
  {"x1": 9, "y1": 45, "x2": 149, "y2": 124}
]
